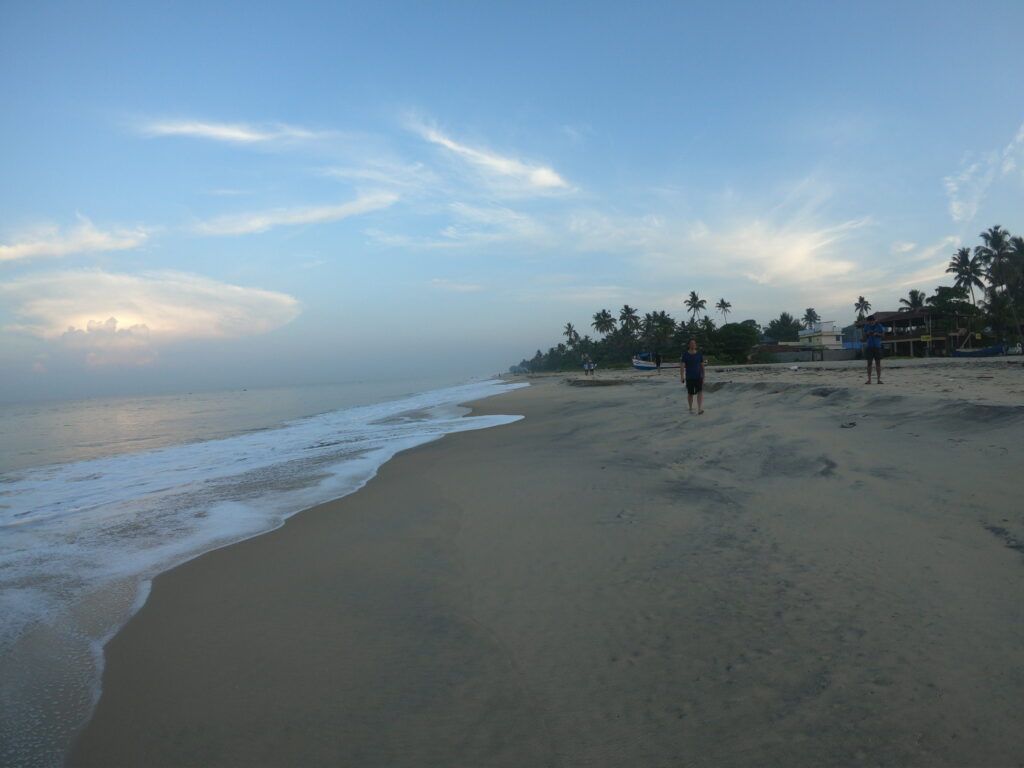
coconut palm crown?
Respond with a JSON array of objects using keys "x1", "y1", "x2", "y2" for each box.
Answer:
[
  {"x1": 684, "y1": 291, "x2": 707, "y2": 322},
  {"x1": 591, "y1": 309, "x2": 616, "y2": 336},
  {"x1": 715, "y1": 298, "x2": 732, "y2": 322},
  {"x1": 946, "y1": 247, "x2": 985, "y2": 307},
  {"x1": 854, "y1": 296, "x2": 872, "y2": 320},
  {"x1": 898, "y1": 289, "x2": 926, "y2": 312}
]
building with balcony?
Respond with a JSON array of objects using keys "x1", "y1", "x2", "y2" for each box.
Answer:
[
  {"x1": 855, "y1": 309, "x2": 975, "y2": 356},
  {"x1": 797, "y1": 320, "x2": 844, "y2": 350}
]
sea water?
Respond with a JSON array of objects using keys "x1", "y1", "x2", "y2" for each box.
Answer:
[{"x1": 0, "y1": 377, "x2": 526, "y2": 768}]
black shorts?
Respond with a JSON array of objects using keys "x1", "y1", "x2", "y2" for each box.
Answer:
[
  {"x1": 865, "y1": 347, "x2": 882, "y2": 361},
  {"x1": 685, "y1": 379, "x2": 703, "y2": 395}
]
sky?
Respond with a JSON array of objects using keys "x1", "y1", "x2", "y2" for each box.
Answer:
[{"x1": 2, "y1": 0, "x2": 1022, "y2": 402}]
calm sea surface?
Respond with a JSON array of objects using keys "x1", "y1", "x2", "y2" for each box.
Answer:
[{"x1": 0, "y1": 376, "x2": 527, "y2": 768}]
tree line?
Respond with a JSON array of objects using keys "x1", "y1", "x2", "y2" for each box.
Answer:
[{"x1": 511, "y1": 225, "x2": 1023, "y2": 373}]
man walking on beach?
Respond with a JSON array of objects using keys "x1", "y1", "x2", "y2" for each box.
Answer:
[
  {"x1": 681, "y1": 338, "x2": 705, "y2": 414},
  {"x1": 862, "y1": 314, "x2": 885, "y2": 384}
]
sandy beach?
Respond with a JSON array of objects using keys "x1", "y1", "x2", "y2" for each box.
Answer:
[{"x1": 68, "y1": 358, "x2": 1024, "y2": 767}]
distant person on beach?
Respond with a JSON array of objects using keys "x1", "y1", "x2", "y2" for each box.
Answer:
[
  {"x1": 862, "y1": 314, "x2": 885, "y2": 384},
  {"x1": 654, "y1": 352, "x2": 662, "y2": 371},
  {"x1": 582, "y1": 353, "x2": 595, "y2": 376},
  {"x1": 680, "y1": 338, "x2": 705, "y2": 414}
]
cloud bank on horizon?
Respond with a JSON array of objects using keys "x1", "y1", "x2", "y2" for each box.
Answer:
[{"x1": 1, "y1": 0, "x2": 1021, "y2": 399}]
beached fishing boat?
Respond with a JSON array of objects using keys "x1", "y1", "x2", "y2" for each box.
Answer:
[
  {"x1": 952, "y1": 344, "x2": 1008, "y2": 358},
  {"x1": 631, "y1": 353, "x2": 678, "y2": 370}
]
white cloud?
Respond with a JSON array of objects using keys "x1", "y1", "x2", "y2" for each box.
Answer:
[
  {"x1": 890, "y1": 236, "x2": 962, "y2": 288},
  {"x1": 693, "y1": 216, "x2": 867, "y2": 285},
  {"x1": 428, "y1": 278, "x2": 482, "y2": 293},
  {"x1": 440, "y1": 202, "x2": 543, "y2": 242},
  {"x1": 140, "y1": 119, "x2": 326, "y2": 144},
  {"x1": 0, "y1": 270, "x2": 301, "y2": 344},
  {"x1": 194, "y1": 192, "x2": 398, "y2": 236},
  {"x1": 944, "y1": 159, "x2": 994, "y2": 223},
  {"x1": 323, "y1": 161, "x2": 437, "y2": 190},
  {"x1": 0, "y1": 216, "x2": 148, "y2": 263},
  {"x1": 944, "y1": 121, "x2": 1024, "y2": 223},
  {"x1": 412, "y1": 122, "x2": 570, "y2": 194},
  {"x1": 367, "y1": 202, "x2": 545, "y2": 249},
  {"x1": 60, "y1": 318, "x2": 156, "y2": 367}
]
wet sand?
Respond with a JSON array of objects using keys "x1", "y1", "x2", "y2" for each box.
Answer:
[{"x1": 69, "y1": 359, "x2": 1024, "y2": 767}]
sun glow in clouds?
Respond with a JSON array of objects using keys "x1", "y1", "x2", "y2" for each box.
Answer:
[{"x1": 0, "y1": 271, "x2": 302, "y2": 344}]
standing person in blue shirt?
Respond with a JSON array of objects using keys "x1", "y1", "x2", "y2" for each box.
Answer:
[
  {"x1": 862, "y1": 314, "x2": 885, "y2": 384},
  {"x1": 680, "y1": 338, "x2": 706, "y2": 414}
]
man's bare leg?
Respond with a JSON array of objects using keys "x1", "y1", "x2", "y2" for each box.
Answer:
[
  {"x1": 865, "y1": 360, "x2": 873, "y2": 384},
  {"x1": 687, "y1": 393, "x2": 694, "y2": 413},
  {"x1": 876, "y1": 359, "x2": 883, "y2": 383},
  {"x1": 698, "y1": 390, "x2": 704, "y2": 414}
]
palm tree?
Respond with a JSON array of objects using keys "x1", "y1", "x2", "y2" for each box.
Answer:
[
  {"x1": 642, "y1": 310, "x2": 676, "y2": 352},
  {"x1": 562, "y1": 322, "x2": 580, "y2": 348},
  {"x1": 591, "y1": 309, "x2": 616, "y2": 336},
  {"x1": 619, "y1": 305, "x2": 641, "y2": 338},
  {"x1": 802, "y1": 308, "x2": 820, "y2": 329},
  {"x1": 1009, "y1": 235, "x2": 1024, "y2": 304},
  {"x1": 684, "y1": 291, "x2": 707, "y2": 322},
  {"x1": 946, "y1": 247, "x2": 985, "y2": 307},
  {"x1": 854, "y1": 296, "x2": 871, "y2": 320},
  {"x1": 715, "y1": 298, "x2": 732, "y2": 323},
  {"x1": 977, "y1": 225, "x2": 1022, "y2": 342},
  {"x1": 898, "y1": 289, "x2": 926, "y2": 312}
]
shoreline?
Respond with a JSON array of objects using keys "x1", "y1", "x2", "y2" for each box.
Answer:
[
  {"x1": 1, "y1": 379, "x2": 524, "y2": 768},
  {"x1": 69, "y1": 362, "x2": 1023, "y2": 766}
]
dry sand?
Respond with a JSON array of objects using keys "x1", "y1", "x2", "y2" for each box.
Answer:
[{"x1": 68, "y1": 359, "x2": 1024, "y2": 767}]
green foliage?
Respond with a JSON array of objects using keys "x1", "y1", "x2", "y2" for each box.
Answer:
[
  {"x1": 715, "y1": 322, "x2": 760, "y2": 364},
  {"x1": 765, "y1": 312, "x2": 802, "y2": 342},
  {"x1": 898, "y1": 289, "x2": 926, "y2": 311},
  {"x1": 926, "y1": 285, "x2": 973, "y2": 315}
]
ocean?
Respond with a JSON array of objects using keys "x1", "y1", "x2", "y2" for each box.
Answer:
[{"x1": 0, "y1": 376, "x2": 527, "y2": 768}]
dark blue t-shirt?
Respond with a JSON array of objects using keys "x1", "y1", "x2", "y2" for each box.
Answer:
[
  {"x1": 863, "y1": 322, "x2": 885, "y2": 348},
  {"x1": 681, "y1": 351, "x2": 704, "y2": 379}
]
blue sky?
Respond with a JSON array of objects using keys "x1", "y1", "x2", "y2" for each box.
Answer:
[{"x1": 2, "y1": 0, "x2": 1022, "y2": 401}]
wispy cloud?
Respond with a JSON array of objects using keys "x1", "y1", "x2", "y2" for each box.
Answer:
[
  {"x1": 194, "y1": 192, "x2": 398, "y2": 236},
  {"x1": 890, "y1": 236, "x2": 961, "y2": 288},
  {"x1": 0, "y1": 215, "x2": 148, "y2": 263},
  {"x1": 695, "y1": 216, "x2": 868, "y2": 285},
  {"x1": 140, "y1": 119, "x2": 328, "y2": 144},
  {"x1": 323, "y1": 161, "x2": 437, "y2": 190},
  {"x1": 0, "y1": 270, "x2": 301, "y2": 347},
  {"x1": 944, "y1": 121, "x2": 1024, "y2": 223},
  {"x1": 411, "y1": 121, "x2": 570, "y2": 194},
  {"x1": 630, "y1": 180, "x2": 871, "y2": 289},
  {"x1": 367, "y1": 202, "x2": 545, "y2": 249},
  {"x1": 428, "y1": 278, "x2": 482, "y2": 293}
]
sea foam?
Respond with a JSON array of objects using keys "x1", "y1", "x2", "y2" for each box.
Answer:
[{"x1": 0, "y1": 378, "x2": 526, "y2": 768}]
